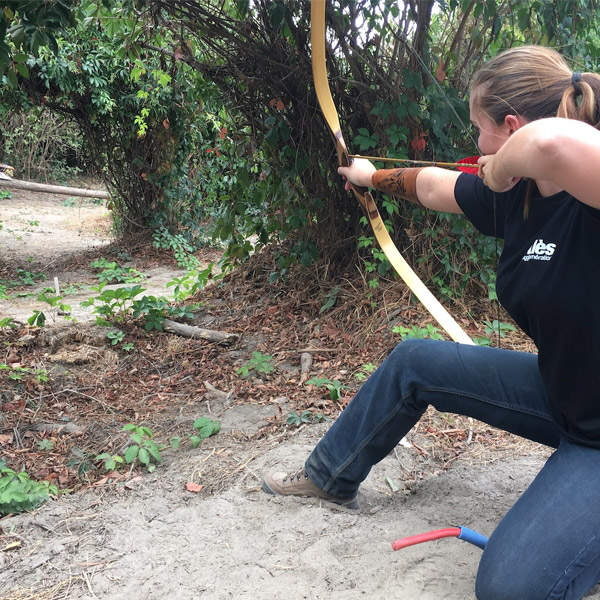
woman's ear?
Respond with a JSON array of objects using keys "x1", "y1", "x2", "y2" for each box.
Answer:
[{"x1": 504, "y1": 114, "x2": 527, "y2": 135}]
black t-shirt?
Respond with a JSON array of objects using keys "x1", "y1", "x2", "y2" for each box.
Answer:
[{"x1": 455, "y1": 173, "x2": 600, "y2": 447}]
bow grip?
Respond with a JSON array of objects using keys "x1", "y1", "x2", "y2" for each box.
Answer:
[{"x1": 337, "y1": 140, "x2": 370, "y2": 203}]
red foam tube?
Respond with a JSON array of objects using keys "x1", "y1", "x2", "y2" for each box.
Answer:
[{"x1": 391, "y1": 527, "x2": 462, "y2": 551}]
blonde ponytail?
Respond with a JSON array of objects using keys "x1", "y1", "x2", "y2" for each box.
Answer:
[{"x1": 557, "y1": 73, "x2": 600, "y2": 127}]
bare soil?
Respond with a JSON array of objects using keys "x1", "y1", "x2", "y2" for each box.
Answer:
[{"x1": 0, "y1": 188, "x2": 596, "y2": 599}]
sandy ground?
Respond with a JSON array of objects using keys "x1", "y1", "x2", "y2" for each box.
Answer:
[
  {"x1": 1, "y1": 421, "x2": 550, "y2": 600},
  {"x1": 0, "y1": 188, "x2": 187, "y2": 324},
  {"x1": 2, "y1": 187, "x2": 600, "y2": 599}
]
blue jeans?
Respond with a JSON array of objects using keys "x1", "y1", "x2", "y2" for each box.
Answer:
[{"x1": 305, "y1": 339, "x2": 600, "y2": 600}]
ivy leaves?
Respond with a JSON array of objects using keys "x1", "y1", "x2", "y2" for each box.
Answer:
[{"x1": 1, "y1": 1, "x2": 73, "y2": 83}]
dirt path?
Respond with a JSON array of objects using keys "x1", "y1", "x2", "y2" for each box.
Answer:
[
  {"x1": 0, "y1": 188, "x2": 188, "y2": 325},
  {"x1": 1, "y1": 189, "x2": 599, "y2": 599}
]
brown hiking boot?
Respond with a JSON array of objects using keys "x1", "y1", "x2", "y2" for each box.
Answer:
[{"x1": 262, "y1": 467, "x2": 358, "y2": 509}]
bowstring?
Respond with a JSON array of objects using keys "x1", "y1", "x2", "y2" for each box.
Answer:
[
  {"x1": 397, "y1": 30, "x2": 505, "y2": 346},
  {"x1": 392, "y1": 30, "x2": 480, "y2": 154},
  {"x1": 355, "y1": 15, "x2": 502, "y2": 346},
  {"x1": 492, "y1": 191, "x2": 501, "y2": 348}
]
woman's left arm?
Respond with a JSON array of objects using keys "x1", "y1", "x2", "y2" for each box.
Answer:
[{"x1": 480, "y1": 117, "x2": 600, "y2": 209}]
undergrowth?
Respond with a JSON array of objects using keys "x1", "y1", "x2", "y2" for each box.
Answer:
[{"x1": 0, "y1": 460, "x2": 57, "y2": 516}]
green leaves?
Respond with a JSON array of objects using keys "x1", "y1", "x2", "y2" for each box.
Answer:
[
  {"x1": 193, "y1": 418, "x2": 221, "y2": 438},
  {"x1": 320, "y1": 286, "x2": 341, "y2": 314},
  {"x1": 190, "y1": 418, "x2": 221, "y2": 448},
  {"x1": 95, "y1": 453, "x2": 124, "y2": 472},
  {"x1": 235, "y1": 0, "x2": 250, "y2": 18},
  {"x1": 121, "y1": 424, "x2": 161, "y2": 473},
  {"x1": 1, "y1": 0, "x2": 73, "y2": 82},
  {"x1": 286, "y1": 410, "x2": 329, "y2": 427},
  {"x1": 27, "y1": 310, "x2": 46, "y2": 327},
  {"x1": 0, "y1": 463, "x2": 57, "y2": 516},
  {"x1": 96, "y1": 418, "x2": 221, "y2": 473},
  {"x1": 268, "y1": 2, "x2": 287, "y2": 27},
  {"x1": 90, "y1": 258, "x2": 145, "y2": 284},
  {"x1": 305, "y1": 377, "x2": 347, "y2": 401},
  {"x1": 236, "y1": 352, "x2": 275, "y2": 377},
  {"x1": 483, "y1": 320, "x2": 516, "y2": 338},
  {"x1": 473, "y1": 320, "x2": 517, "y2": 348},
  {"x1": 392, "y1": 324, "x2": 444, "y2": 341},
  {"x1": 106, "y1": 329, "x2": 134, "y2": 352},
  {"x1": 354, "y1": 128, "x2": 380, "y2": 152},
  {"x1": 124, "y1": 445, "x2": 140, "y2": 464},
  {"x1": 131, "y1": 296, "x2": 167, "y2": 331},
  {"x1": 82, "y1": 283, "x2": 146, "y2": 320}
]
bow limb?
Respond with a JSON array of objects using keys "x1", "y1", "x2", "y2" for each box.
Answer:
[{"x1": 310, "y1": 0, "x2": 474, "y2": 345}]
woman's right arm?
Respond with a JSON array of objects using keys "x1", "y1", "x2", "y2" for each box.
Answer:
[{"x1": 338, "y1": 158, "x2": 463, "y2": 213}]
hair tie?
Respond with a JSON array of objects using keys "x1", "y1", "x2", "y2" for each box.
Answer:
[{"x1": 572, "y1": 72, "x2": 582, "y2": 96}]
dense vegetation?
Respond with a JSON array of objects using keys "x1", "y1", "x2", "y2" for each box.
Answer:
[{"x1": 2, "y1": 0, "x2": 600, "y2": 296}]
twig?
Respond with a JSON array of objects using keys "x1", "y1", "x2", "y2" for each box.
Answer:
[
  {"x1": 57, "y1": 389, "x2": 114, "y2": 412},
  {"x1": 467, "y1": 417, "x2": 474, "y2": 444},
  {"x1": 82, "y1": 570, "x2": 99, "y2": 599}
]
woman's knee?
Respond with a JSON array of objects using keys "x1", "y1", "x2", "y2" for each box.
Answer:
[
  {"x1": 385, "y1": 338, "x2": 454, "y2": 387},
  {"x1": 476, "y1": 564, "x2": 532, "y2": 600},
  {"x1": 475, "y1": 550, "x2": 552, "y2": 600},
  {"x1": 386, "y1": 338, "x2": 443, "y2": 369}
]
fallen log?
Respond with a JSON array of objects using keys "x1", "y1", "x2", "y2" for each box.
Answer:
[
  {"x1": 163, "y1": 319, "x2": 239, "y2": 346},
  {"x1": 0, "y1": 178, "x2": 110, "y2": 199}
]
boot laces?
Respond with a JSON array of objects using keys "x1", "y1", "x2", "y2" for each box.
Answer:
[{"x1": 283, "y1": 468, "x2": 308, "y2": 484}]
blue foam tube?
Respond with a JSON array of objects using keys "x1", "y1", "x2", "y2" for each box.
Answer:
[{"x1": 458, "y1": 526, "x2": 488, "y2": 549}]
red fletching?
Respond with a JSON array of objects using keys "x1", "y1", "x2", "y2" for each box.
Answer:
[{"x1": 455, "y1": 155, "x2": 480, "y2": 175}]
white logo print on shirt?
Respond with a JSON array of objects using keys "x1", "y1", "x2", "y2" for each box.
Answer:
[{"x1": 522, "y1": 239, "x2": 557, "y2": 262}]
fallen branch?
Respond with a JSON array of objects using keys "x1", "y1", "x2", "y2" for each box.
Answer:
[
  {"x1": 28, "y1": 422, "x2": 85, "y2": 435},
  {"x1": 163, "y1": 319, "x2": 239, "y2": 346},
  {"x1": 0, "y1": 178, "x2": 110, "y2": 199}
]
